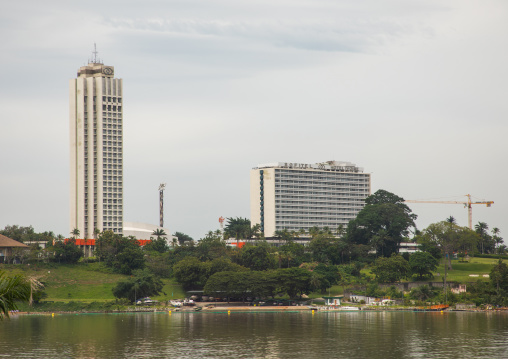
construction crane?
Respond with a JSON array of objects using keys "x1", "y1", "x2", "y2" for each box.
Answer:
[{"x1": 405, "y1": 194, "x2": 494, "y2": 230}]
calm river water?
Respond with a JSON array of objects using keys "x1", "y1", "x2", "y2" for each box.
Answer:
[{"x1": 1, "y1": 311, "x2": 507, "y2": 358}]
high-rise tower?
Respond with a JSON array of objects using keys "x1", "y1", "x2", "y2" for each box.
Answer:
[
  {"x1": 70, "y1": 48, "x2": 123, "y2": 238},
  {"x1": 250, "y1": 161, "x2": 371, "y2": 237}
]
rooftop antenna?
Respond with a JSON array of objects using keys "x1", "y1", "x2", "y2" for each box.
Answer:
[
  {"x1": 93, "y1": 43, "x2": 98, "y2": 63},
  {"x1": 90, "y1": 43, "x2": 102, "y2": 64}
]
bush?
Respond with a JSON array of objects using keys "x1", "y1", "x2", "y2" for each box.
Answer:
[{"x1": 112, "y1": 269, "x2": 163, "y2": 303}]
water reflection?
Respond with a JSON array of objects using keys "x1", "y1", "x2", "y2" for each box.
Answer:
[{"x1": 1, "y1": 312, "x2": 508, "y2": 358}]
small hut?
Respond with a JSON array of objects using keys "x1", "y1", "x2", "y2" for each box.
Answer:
[{"x1": 323, "y1": 296, "x2": 344, "y2": 306}]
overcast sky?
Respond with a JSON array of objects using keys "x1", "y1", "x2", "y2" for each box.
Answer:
[{"x1": 1, "y1": 0, "x2": 506, "y2": 241}]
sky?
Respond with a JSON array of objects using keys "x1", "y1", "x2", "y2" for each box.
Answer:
[{"x1": 1, "y1": 0, "x2": 506, "y2": 241}]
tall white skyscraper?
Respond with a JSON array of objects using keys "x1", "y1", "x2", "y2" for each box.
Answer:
[{"x1": 70, "y1": 51, "x2": 123, "y2": 238}]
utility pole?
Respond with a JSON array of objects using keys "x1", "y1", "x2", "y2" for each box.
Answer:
[
  {"x1": 444, "y1": 253, "x2": 448, "y2": 305},
  {"x1": 159, "y1": 183, "x2": 166, "y2": 228},
  {"x1": 219, "y1": 217, "x2": 225, "y2": 239}
]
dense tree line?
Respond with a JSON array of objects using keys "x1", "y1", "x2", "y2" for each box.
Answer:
[{"x1": 1, "y1": 189, "x2": 505, "y2": 306}]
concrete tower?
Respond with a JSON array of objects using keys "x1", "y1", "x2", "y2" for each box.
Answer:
[{"x1": 70, "y1": 48, "x2": 123, "y2": 238}]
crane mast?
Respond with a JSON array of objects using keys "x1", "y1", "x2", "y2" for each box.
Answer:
[{"x1": 405, "y1": 194, "x2": 493, "y2": 230}]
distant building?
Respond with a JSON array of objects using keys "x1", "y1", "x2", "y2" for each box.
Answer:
[
  {"x1": 0, "y1": 234, "x2": 29, "y2": 263},
  {"x1": 123, "y1": 222, "x2": 176, "y2": 244},
  {"x1": 69, "y1": 52, "x2": 124, "y2": 238},
  {"x1": 323, "y1": 296, "x2": 344, "y2": 306},
  {"x1": 250, "y1": 161, "x2": 371, "y2": 237},
  {"x1": 398, "y1": 242, "x2": 420, "y2": 254}
]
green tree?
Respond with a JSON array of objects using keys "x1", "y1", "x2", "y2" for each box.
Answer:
[
  {"x1": 314, "y1": 264, "x2": 341, "y2": 293},
  {"x1": 0, "y1": 271, "x2": 31, "y2": 319},
  {"x1": 112, "y1": 269, "x2": 163, "y2": 303},
  {"x1": 116, "y1": 246, "x2": 145, "y2": 275},
  {"x1": 168, "y1": 241, "x2": 197, "y2": 266},
  {"x1": 490, "y1": 259, "x2": 508, "y2": 297},
  {"x1": 491, "y1": 227, "x2": 504, "y2": 253},
  {"x1": 409, "y1": 251, "x2": 438, "y2": 280},
  {"x1": 250, "y1": 224, "x2": 262, "y2": 241},
  {"x1": 203, "y1": 271, "x2": 238, "y2": 300},
  {"x1": 346, "y1": 190, "x2": 417, "y2": 257},
  {"x1": 409, "y1": 285, "x2": 438, "y2": 302},
  {"x1": 415, "y1": 236, "x2": 442, "y2": 261},
  {"x1": 144, "y1": 237, "x2": 169, "y2": 253},
  {"x1": 0, "y1": 225, "x2": 38, "y2": 243},
  {"x1": 151, "y1": 228, "x2": 167, "y2": 240},
  {"x1": 206, "y1": 257, "x2": 248, "y2": 278},
  {"x1": 371, "y1": 254, "x2": 409, "y2": 283},
  {"x1": 274, "y1": 229, "x2": 294, "y2": 244},
  {"x1": 446, "y1": 216, "x2": 457, "y2": 224},
  {"x1": 240, "y1": 242, "x2": 277, "y2": 271},
  {"x1": 174, "y1": 232, "x2": 194, "y2": 245},
  {"x1": 95, "y1": 232, "x2": 145, "y2": 274},
  {"x1": 50, "y1": 239, "x2": 83, "y2": 264},
  {"x1": 280, "y1": 241, "x2": 307, "y2": 267},
  {"x1": 173, "y1": 257, "x2": 207, "y2": 290},
  {"x1": 196, "y1": 231, "x2": 228, "y2": 261},
  {"x1": 224, "y1": 217, "x2": 251, "y2": 239},
  {"x1": 145, "y1": 252, "x2": 173, "y2": 278},
  {"x1": 276, "y1": 267, "x2": 312, "y2": 299},
  {"x1": 419, "y1": 221, "x2": 479, "y2": 270},
  {"x1": 308, "y1": 234, "x2": 335, "y2": 264},
  {"x1": 70, "y1": 228, "x2": 80, "y2": 239},
  {"x1": 249, "y1": 271, "x2": 279, "y2": 298},
  {"x1": 475, "y1": 222, "x2": 495, "y2": 254}
]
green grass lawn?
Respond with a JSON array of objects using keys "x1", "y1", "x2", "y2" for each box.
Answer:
[
  {"x1": 433, "y1": 257, "x2": 498, "y2": 283},
  {"x1": 1, "y1": 256, "x2": 502, "y2": 307},
  {"x1": 0, "y1": 262, "x2": 185, "y2": 303}
]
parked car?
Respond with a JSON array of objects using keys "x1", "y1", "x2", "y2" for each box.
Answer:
[
  {"x1": 136, "y1": 297, "x2": 158, "y2": 305},
  {"x1": 170, "y1": 300, "x2": 183, "y2": 307}
]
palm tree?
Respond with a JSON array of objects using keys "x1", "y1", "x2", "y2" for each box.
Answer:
[
  {"x1": 446, "y1": 216, "x2": 457, "y2": 225},
  {"x1": 492, "y1": 227, "x2": 503, "y2": 252},
  {"x1": 250, "y1": 224, "x2": 261, "y2": 243},
  {"x1": 0, "y1": 271, "x2": 31, "y2": 319},
  {"x1": 322, "y1": 226, "x2": 333, "y2": 237},
  {"x1": 70, "y1": 228, "x2": 80, "y2": 240},
  {"x1": 151, "y1": 228, "x2": 167, "y2": 240},
  {"x1": 308, "y1": 226, "x2": 321, "y2": 239},
  {"x1": 475, "y1": 222, "x2": 489, "y2": 254},
  {"x1": 335, "y1": 224, "x2": 346, "y2": 238}
]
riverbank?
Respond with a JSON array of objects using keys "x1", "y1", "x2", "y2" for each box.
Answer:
[{"x1": 11, "y1": 302, "x2": 508, "y2": 316}]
